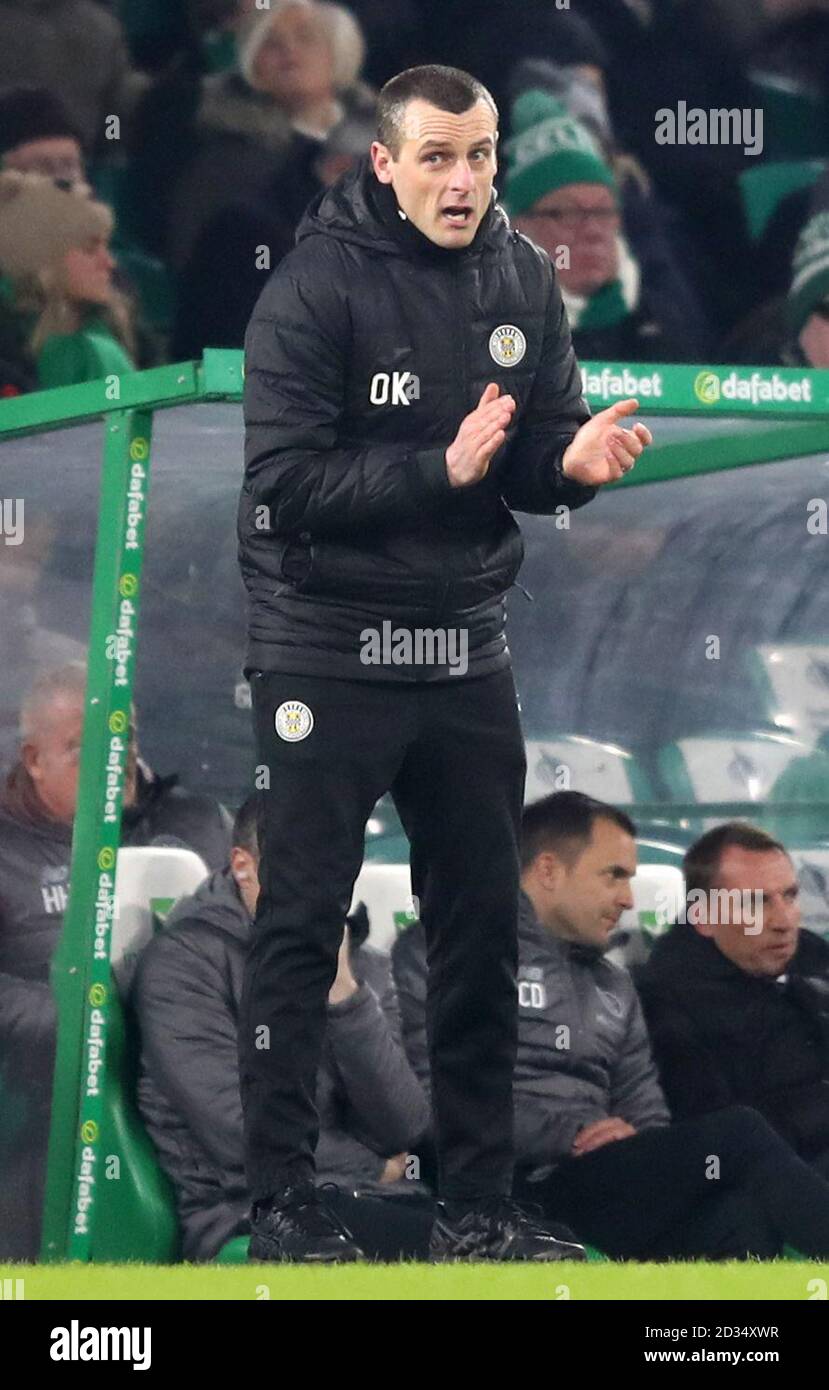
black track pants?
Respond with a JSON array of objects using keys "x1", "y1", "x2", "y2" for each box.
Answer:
[{"x1": 239, "y1": 668, "x2": 526, "y2": 1203}]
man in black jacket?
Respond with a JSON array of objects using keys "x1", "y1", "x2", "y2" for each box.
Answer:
[
  {"x1": 395, "y1": 794, "x2": 829, "y2": 1259},
  {"x1": 639, "y1": 822, "x2": 829, "y2": 1177},
  {"x1": 133, "y1": 796, "x2": 433, "y2": 1262},
  {"x1": 238, "y1": 63, "x2": 652, "y2": 1262}
]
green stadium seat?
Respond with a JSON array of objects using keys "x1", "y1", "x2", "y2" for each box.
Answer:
[
  {"x1": 115, "y1": 247, "x2": 177, "y2": 336},
  {"x1": 524, "y1": 736, "x2": 652, "y2": 806},
  {"x1": 90, "y1": 986, "x2": 180, "y2": 1262},
  {"x1": 748, "y1": 642, "x2": 829, "y2": 747},
  {"x1": 88, "y1": 162, "x2": 178, "y2": 333},
  {"x1": 786, "y1": 849, "x2": 829, "y2": 940},
  {"x1": 739, "y1": 160, "x2": 827, "y2": 242},
  {"x1": 658, "y1": 733, "x2": 816, "y2": 832},
  {"x1": 746, "y1": 78, "x2": 829, "y2": 161},
  {"x1": 766, "y1": 747, "x2": 829, "y2": 847},
  {"x1": 84, "y1": 847, "x2": 208, "y2": 1261}
]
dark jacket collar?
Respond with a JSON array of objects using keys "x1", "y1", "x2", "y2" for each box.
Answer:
[
  {"x1": 646, "y1": 917, "x2": 829, "y2": 987},
  {"x1": 297, "y1": 153, "x2": 511, "y2": 262}
]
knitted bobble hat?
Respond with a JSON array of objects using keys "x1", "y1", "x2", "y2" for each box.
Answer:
[{"x1": 503, "y1": 88, "x2": 614, "y2": 217}]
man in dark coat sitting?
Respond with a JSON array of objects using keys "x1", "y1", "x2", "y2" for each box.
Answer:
[{"x1": 639, "y1": 821, "x2": 829, "y2": 1178}]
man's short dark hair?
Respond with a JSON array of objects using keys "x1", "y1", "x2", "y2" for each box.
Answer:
[
  {"x1": 520, "y1": 791, "x2": 636, "y2": 871},
  {"x1": 233, "y1": 793, "x2": 260, "y2": 858},
  {"x1": 683, "y1": 822, "x2": 788, "y2": 897},
  {"x1": 376, "y1": 65, "x2": 498, "y2": 158}
]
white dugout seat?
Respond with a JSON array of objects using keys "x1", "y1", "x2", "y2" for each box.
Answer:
[
  {"x1": 659, "y1": 732, "x2": 816, "y2": 804},
  {"x1": 352, "y1": 860, "x2": 685, "y2": 956},
  {"x1": 111, "y1": 846, "x2": 210, "y2": 991},
  {"x1": 524, "y1": 736, "x2": 645, "y2": 805}
]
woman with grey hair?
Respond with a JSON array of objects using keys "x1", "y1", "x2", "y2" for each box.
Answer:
[{"x1": 166, "y1": 0, "x2": 375, "y2": 270}]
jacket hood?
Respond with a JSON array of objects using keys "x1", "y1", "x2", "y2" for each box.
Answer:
[
  {"x1": 165, "y1": 865, "x2": 250, "y2": 943},
  {"x1": 296, "y1": 153, "x2": 513, "y2": 259}
]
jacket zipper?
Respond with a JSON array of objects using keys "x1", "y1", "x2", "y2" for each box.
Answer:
[{"x1": 433, "y1": 258, "x2": 470, "y2": 622}]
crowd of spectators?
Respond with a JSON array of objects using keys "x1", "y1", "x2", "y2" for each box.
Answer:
[{"x1": 3, "y1": 0, "x2": 829, "y2": 392}]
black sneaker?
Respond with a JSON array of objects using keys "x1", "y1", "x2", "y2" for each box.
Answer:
[
  {"x1": 430, "y1": 1197, "x2": 586, "y2": 1262},
  {"x1": 248, "y1": 1182, "x2": 365, "y2": 1263}
]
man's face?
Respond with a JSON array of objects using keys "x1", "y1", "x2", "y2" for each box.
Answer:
[
  {"x1": 370, "y1": 98, "x2": 498, "y2": 249},
  {"x1": 539, "y1": 818, "x2": 637, "y2": 949},
  {"x1": 693, "y1": 847, "x2": 800, "y2": 977},
  {"x1": 21, "y1": 692, "x2": 83, "y2": 824},
  {"x1": 62, "y1": 234, "x2": 115, "y2": 306},
  {"x1": 252, "y1": 4, "x2": 334, "y2": 108},
  {"x1": 518, "y1": 182, "x2": 619, "y2": 296},
  {"x1": 3, "y1": 136, "x2": 86, "y2": 189}
]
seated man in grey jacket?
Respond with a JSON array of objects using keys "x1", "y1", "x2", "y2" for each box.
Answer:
[
  {"x1": 132, "y1": 795, "x2": 432, "y2": 1262},
  {"x1": 393, "y1": 791, "x2": 829, "y2": 1260}
]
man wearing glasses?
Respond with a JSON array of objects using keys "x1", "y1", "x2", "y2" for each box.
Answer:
[{"x1": 503, "y1": 88, "x2": 696, "y2": 363}]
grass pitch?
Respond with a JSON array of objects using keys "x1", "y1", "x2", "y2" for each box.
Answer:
[{"x1": 2, "y1": 1261, "x2": 826, "y2": 1300}]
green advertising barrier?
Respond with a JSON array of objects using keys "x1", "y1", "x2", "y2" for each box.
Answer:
[
  {"x1": 2, "y1": 351, "x2": 829, "y2": 1263},
  {"x1": 41, "y1": 409, "x2": 154, "y2": 1261}
]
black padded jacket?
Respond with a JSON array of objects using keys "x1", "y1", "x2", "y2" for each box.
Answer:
[{"x1": 238, "y1": 155, "x2": 595, "y2": 680}]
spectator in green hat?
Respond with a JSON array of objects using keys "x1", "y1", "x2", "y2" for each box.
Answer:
[
  {"x1": 502, "y1": 89, "x2": 702, "y2": 363},
  {"x1": 722, "y1": 170, "x2": 829, "y2": 366},
  {"x1": 787, "y1": 207, "x2": 829, "y2": 367}
]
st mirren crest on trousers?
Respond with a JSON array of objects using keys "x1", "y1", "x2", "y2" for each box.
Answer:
[
  {"x1": 489, "y1": 324, "x2": 527, "y2": 367},
  {"x1": 274, "y1": 700, "x2": 314, "y2": 742}
]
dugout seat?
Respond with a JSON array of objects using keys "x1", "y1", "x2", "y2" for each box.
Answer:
[
  {"x1": 787, "y1": 849, "x2": 829, "y2": 940},
  {"x1": 605, "y1": 864, "x2": 685, "y2": 972},
  {"x1": 766, "y1": 747, "x2": 829, "y2": 847},
  {"x1": 87, "y1": 846, "x2": 208, "y2": 1262},
  {"x1": 657, "y1": 732, "x2": 816, "y2": 831},
  {"x1": 524, "y1": 736, "x2": 652, "y2": 806},
  {"x1": 748, "y1": 642, "x2": 829, "y2": 748},
  {"x1": 739, "y1": 160, "x2": 827, "y2": 242},
  {"x1": 350, "y1": 861, "x2": 415, "y2": 953},
  {"x1": 110, "y1": 845, "x2": 210, "y2": 993}
]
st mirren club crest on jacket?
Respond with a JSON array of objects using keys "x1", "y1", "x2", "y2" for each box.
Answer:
[
  {"x1": 41, "y1": 862, "x2": 70, "y2": 914},
  {"x1": 489, "y1": 324, "x2": 527, "y2": 367}
]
